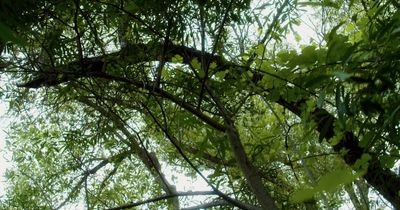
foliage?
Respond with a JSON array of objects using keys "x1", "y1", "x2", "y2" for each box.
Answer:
[{"x1": 0, "y1": 0, "x2": 399, "y2": 209}]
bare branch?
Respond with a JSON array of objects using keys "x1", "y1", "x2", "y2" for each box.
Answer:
[
  {"x1": 55, "y1": 150, "x2": 131, "y2": 210},
  {"x1": 79, "y1": 97, "x2": 179, "y2": 208},
  {"x1": 181, "y1": 200, "x2": 228, "y2": 210},
  {"x1": 107, "y1": 191, "x2": 261, "y2": 210}
]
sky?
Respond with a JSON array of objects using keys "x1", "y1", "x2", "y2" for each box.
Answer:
[{"x1": 0, "y1": 101, "x2": 11, "y2": 198}]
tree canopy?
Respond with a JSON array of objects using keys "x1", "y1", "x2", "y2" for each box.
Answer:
[{"x1": 0, "y1": 0, "x2": 399, "y2": 209}]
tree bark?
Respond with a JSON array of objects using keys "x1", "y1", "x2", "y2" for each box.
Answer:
[{"x1": 277, "y1": 99, "x2": 400, "y2": 209}]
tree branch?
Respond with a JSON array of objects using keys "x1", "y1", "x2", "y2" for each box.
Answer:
[
  {"x1": 106, "y1": 191, "x2": 216, "y2": 210},
  {"x1": 181, "y1": 200, "x2": 228, "y2": 210},
  {"x1": 55, "y1": 149, "x2": 131, "y2": 210},
  {"x1": 79, "y1": 97, "x2": 180, "y2": 208}
]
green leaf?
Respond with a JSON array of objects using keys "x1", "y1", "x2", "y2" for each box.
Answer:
[
  {"x1": 298, "y1": 0, "x2": 341, "y2": 9},
  {"x1": 316, "y1": 169, "x2": 357, "y2": 193},
  {"x1": 327, "y1": 33, "x2": 350, "y2": 63},
  {"x1": 292, "y1": 168, "x2": 359, "y2": 203},
  {"x1": 190, "y1": 58, "x2": 204, "y2": 78},
  {"x1": 303, "y1": 74, "x2": 331, "y2": 89},
  {"x1": 335, "y1": 85, "x2": 346, "y2": 123},
  {"x1": 291, "y1": 188, "x2": 317, "y2": 202},
  {"x1": 215, "y1": 70, "x2": 228, "y2": 79},
  {"x1": 0, "y1": 23, "x2": 14, "y2": 41},
  {"x1": 354, "y1": 154, "x2": 371, "y2": 171},
  {"x1": 297, "y1": 45, "x2": 318, "y2": 64},
  {"x1": 171, "y1": 54, "x2": 183, "y2": 63},
  {"x1": 255, "y1": 44, "x2": 265, "y2": 56},
  {"x1": 328, "y1": 22, "x2": 345, "y2": 41},
  {"x1": 317, "y1": 91, "x2": 326, "y2": 108},
  {"x1": 344, "y1": 23, "x2": 356, "y2": 33},
  {"x1": 380, "y1": 155, "x2": 397, "y2": 169},
  {"x1": 125, "y1": 1, "x2": 139, "y2": 12},
  {"x1": 209, "y1": 62, "x2": 217, "y2": 70},
  {"x1": 359, "y1": 131, "x2": 374, "y2": 148},
  {"x1": 0, "y1": 22, "x2": 26, "y2": 45}
]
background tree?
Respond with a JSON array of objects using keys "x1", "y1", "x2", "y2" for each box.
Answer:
[{"x1": 0, "y1": 0, "x2": 399, "y2": 209}]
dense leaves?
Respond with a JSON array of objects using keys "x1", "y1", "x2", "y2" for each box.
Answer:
[{"x1": 0, "y1": 0, "x2": 399, "y2": 209}]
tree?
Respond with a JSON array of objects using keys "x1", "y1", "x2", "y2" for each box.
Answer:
[{"x1": 0, "y1": 0, "x2": 399, "y2": 209}]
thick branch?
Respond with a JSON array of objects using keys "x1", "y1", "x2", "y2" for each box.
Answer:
[
  {"x1": 224, "y1": 122, "x2": 277, "y2": 210},
  {"x1": 279, "y1": 98, "x2": 400, "y2": 209},
  {"x1": 205, "y1": 81, "x2": 277, "y2": 209}
]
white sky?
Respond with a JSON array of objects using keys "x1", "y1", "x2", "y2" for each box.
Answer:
[{"x1": 0, "y1": 101, "x2": 11, "y2": 198}]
